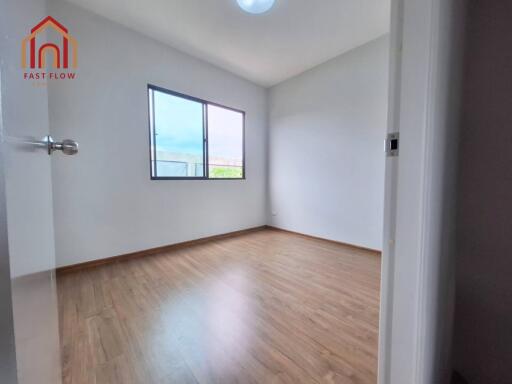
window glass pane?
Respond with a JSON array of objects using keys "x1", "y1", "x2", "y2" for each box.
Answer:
[
  {"x1": 207, "y1": 105, "x2": 244, "y2": 179},
  {"x1": 151, "y1": 90, "x2": 204, "y2": 178}
]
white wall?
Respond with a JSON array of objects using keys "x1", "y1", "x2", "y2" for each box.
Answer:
[
  {"x1": 48, "y1": 0, "x2": 268, "y2": 268},
  {"x1": 268, "y1": 36, "x2": 389, "y2": 251}
]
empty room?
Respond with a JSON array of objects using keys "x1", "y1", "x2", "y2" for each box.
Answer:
[{"x1": 3, "y1": 0, "x2": 466, "y2": 383}]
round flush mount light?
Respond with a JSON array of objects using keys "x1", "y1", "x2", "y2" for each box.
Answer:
[{"x1": 237, "y1": 0, "x2": 275, "y2": 14}]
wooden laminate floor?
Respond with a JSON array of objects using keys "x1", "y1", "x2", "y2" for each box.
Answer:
[{"x1": 58, "y1": 229, "x2": 381, "y2": 384}]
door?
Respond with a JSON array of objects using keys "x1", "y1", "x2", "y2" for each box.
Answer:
[{"x1": 0, "y1": 0, "x2": 75, "y2": 382}]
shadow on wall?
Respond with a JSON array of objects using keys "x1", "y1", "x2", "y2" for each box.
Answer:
[
  {"x1": 451, "y1": 371, "x2": 468, "y2": 384},
  {"x1": 454, "y1": 1, "x2": 512, "y2": 383}
]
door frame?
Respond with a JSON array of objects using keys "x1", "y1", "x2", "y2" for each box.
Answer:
[
  {"x1": 378, "y1": 0, "x2": 403, "y2": 382},
  {"x1": 379, "y1": 0, "x2": 466, "y2": 383},
  {"x1": 0, "y1": 70, "x2": 18, "y2": 384}
]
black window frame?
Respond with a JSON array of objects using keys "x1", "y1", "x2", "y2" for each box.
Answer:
[{"x1": 147, "y1": 84, "x2": 246, "y2": 181}]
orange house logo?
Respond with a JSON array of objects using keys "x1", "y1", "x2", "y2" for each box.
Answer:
[{"x1": 22, "y1": 16, "x2": 77, "y2": 81}]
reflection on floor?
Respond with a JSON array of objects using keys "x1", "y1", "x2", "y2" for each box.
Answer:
[{"x1": 58, "y1": 228, "x2": 381, "y2": 384}]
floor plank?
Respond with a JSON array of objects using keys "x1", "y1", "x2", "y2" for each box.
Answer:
[{"x1": 58, "y1": 229, "x2": 381, "y2": 384}]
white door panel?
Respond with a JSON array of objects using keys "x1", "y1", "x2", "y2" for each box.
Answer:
[{"x1": 0, "y1": 0, "x2": 62, "y2": 383}]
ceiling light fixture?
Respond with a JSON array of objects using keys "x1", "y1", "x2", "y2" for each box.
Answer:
[{"x1": 237, "y1": 0, "x2": 275, "y2": 14}]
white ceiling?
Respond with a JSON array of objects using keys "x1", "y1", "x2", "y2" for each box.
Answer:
[{"x1": 64, "y1": 0, "x2": 391, "y2": 87}]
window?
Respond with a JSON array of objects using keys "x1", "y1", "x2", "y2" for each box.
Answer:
[{"x1": 148, "y1": 84, "x2": 245, "y2": 180}]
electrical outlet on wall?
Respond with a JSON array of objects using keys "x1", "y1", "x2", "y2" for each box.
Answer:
[{"x1": 271, "y1": 212, "x2": 277, "y2": 216}]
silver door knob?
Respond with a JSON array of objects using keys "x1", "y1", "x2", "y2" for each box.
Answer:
[{"x1": 44, "y1": 135, "x2": 78, "y2": 155}]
